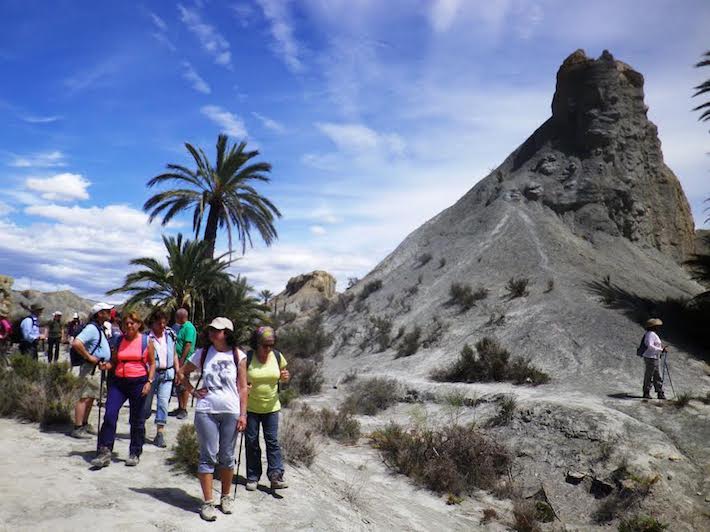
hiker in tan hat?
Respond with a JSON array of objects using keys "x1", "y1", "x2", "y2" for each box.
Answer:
[{"x1": 638, "y1": 318, "x2": 667, "y2": 399}]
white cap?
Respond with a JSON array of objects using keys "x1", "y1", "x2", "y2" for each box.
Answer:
[
  {"x1": 53, "y1": 311, "x2": 62, "y2": 316},
  {"x1": 90, "y1": 302, "x2": 113, "y2": 316},
  {"x1": 72, "y1": 312, "x2": 79, "y2": 319},
  {"x1": 207, "y1": 317, "x2": 233, "y2": 331}
]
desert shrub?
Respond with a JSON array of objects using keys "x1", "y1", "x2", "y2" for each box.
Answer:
[
  {"x1": 396, "y1": 326, "x2": 421, "y2": 358},
  {"x1": 370, "y1": 316, "x2": 393, "y2": 352},
  {"x1": 481, "y1": 508, "x2": 498, "y2": 524},
  {"x1": 486, "y1": 312, "x2": 506, "y2": 327},
  {"x1": 512, "y1": 499, "x2": 542, "y2": 532},
  {"x1": 370, "y1": 422, "x2": 511, "y2": 495},
  {"x1": 488, "y1": 395, "x2": 517, "y2": 427},
  {"x1": 329, "y1": 292, "x2": 354, "y2": 315},
  {"x1": 431, "y1": 338, "x2": 549, "y2": 385},
  {"x1": 271, "y1": 310, "x2": 298, "y2": 328},
  {"x1": 317, "y1": 407, "x2": 361, "y2": 444},
  {"x1": 359, "y1": 279, "x2": 383, "y2": 301},
  {"x1": 535, "y1": 501, "x2": 555, "y2": 523},
  {"x1": 421, "y1": 317, "x2": 449, "y2": 348},
  {"x1": 674, "y1": 392, "x2": 692, "y2": 408},
  {"x1": 278, "y1": 388, "x2": 299, "y2": 407},
  {"x1": 288, "y1": 358, "x2": 324, "y2": 395},
  {"x1": 342, "y1": 377, "x2": 401, "y2": 415},
  {"x1": 347, "y1": 277, "x2": 359, "y2": 289},
  {"x1": 449, "y1": 282, "x2": 488, "y2": 311},
  {"x1": 340, "y1": 369, "x2": 358, "y2": 385},
  {"x1": 507, "y1": 277, "x2": 530, "y2": 298},
  {"x1": 280, "y1": 408, "x2": 318, "y2": 467},
  {"x1": 406, "y1": 285, "x2": 419, "y2": 297},
  {"x1": 168, "y1": 424, "x2": 200, "y2": 475},
  {"x1": 593, "y1": 464, "x2": 660, "y2": 523},
  {"x1": 618, "y1": 516, "x2": 668, "y2": 532},
  {"x1": 395, "y1": 326, "x2": 405, "y2": 339},
  {"x1": 416, "y1": 253, "x2": 433, "y2": 267},
  {"x1": 277, "y1": 314, "x2": 331, "y2": 360}
]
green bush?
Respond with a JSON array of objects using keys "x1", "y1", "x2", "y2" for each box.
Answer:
[
  {"x1": 431, "y1": 338, "x2": 549, "y2": 385},
  {"x1": 279, "y1": 388, "x2": 299, "y2": 407},
  {"x1": 618, "y1": 516, "x2": 668, "y2": 532},
  {"x1": 168, "y1": 424, "x2": 200, "y2": 475},
  {"x1": 370, "y1": 422, "x2": 511, "y2": 495},
  {"x1": 449, "y1": 283, "x2": 488, "y2": 311},
  {"x1": 280, "y1": 407, "x2": 318, "y2": 467},
  {"x1": 342, "y1": 377, "x2": 401, "y2": 415},
  {"x1": 507, "y1": 277, "x2": 530, "y2": 298},
  {"x1": 277, "y1": 314, "x2": 331, "y2": 360},
  {"x1": 396, "y1": 326, "x2": 421, "y2": 358},
  {"x1": 359, "y1": 279, "x2": 383, "y2": 301},
  {"x1": 317, "y1": 407, "x2": 361, "y2": 444},
  {"x1": 288, "y1": 358, "x2": 324, "y2": 395},
  {"x1": 674, "y1": 392, "x2": 692, "y2": 408},
  {"x1": 488, "y1": 395, "x2": 517, "y2": 427}
]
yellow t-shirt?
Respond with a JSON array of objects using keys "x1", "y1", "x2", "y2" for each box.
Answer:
[{"x1": 247, "y1": 351, "x2": 288, "y2": 414}]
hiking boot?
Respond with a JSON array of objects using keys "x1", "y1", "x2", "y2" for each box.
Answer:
[
  {"x1": 70, "y1": 426, "x2": 93, "y2": 439},
  {"x1": 82, "y1": 423, "x2": 97, "y2": 435},
  {"x1": 176, "y1": 409, "x2": 188, "y2": 420},
  {"x1": 270, "y1": 475, "x2": 288, "y2": 490},
  {"x1": 245, "y1": 480, "x2": 258, "y2": 491},
  {"x1": 657, "y1": 392, "x2": 667, "y2": 400},
  {"x1": 91, "y1": 447, "x2": 111, "y2": 468},
  {"x1": 168, "y1": 408, "x2": 182, "y2": 417},
  {"x1": 219, "y1": 495, "x2": 233, "y2": 514},
  {"x1": 125, "y1": 455, "x2": 140, "y2": 467},
  {"x1": 153, "y1": 432, "x2": 166, "y2": 448},
  {"x1": 199, "y1": 501, "x2": 217, "y2": 522}
]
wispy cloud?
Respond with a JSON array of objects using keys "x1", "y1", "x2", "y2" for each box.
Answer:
[
  {"x1": 255, "y1": 0, "x2": 303, "y2": 73},
  {"x1": 21, "y1": 115, "x2": 63, "y2": 124},
  {"x1": 252, "y1": 111, "x2": 286, "y2": 133},
  {"x1": 315, "y1": 122, "x2": 405, "y2": 156},
  {"x1": 148, "y1": 11, "x2": 168, "y2": 32},
  {"x1": 232, "y1": 3, "x2": 257, "y2": 27},
  {"x1": 8, "y1": 150, "x2": 66, "y2": 168},
  {"x1": 25, "y1": 173, "x2": 90, "y2": 202},
  {"x1": 146, "y1": 8, "x2": 176, "y2": 51},
  {"x1": 182, "y1": 61, "x2": 211, "y2": 94},
  {"x1": 429, "y1": 0, "x2": 463, "y2": 33},
  {"x1": 178, "y1": 3, "x2": 232, "y2": 67},
  {"x1": 64, "y1": 59, "x2": 120, "y2": 92},
  {"x1": 310, "y1": 225, "x2": 326, "y2": 236},
  {"x1": 201, "y1": 105, "x2": 248, "y2": 137}
]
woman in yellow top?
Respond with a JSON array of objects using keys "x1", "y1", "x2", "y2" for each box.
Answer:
[{"x1": 244, "y1": 326, "x2": 289, "y2": 491}]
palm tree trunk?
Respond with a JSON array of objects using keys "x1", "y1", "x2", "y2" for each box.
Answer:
[{"x1": 203, "y1": 202, "x2": 221, "y2": 258}]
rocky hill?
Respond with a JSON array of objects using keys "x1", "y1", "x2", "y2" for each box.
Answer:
[
  {"x1": 9, "y1": 286, "x2": 95, "y2": 321},
  {"x1": 314, "y1": 50, "x2": 710, "y2": 529},
  {"x1": 271, "y1": 270, "x2": 338, "y2": 315}
]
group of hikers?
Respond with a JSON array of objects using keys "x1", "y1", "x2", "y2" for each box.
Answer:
[{"x1": 6, "y1": 301, "x2": 290, "y2": 522}]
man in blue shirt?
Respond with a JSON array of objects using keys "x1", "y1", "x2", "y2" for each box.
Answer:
[
  {"x1": 70, "y1": 302, "x2": 113, "y2": 439},
  {"x1": 20, "y1": 303, "x2": 45, "y2": 360}
]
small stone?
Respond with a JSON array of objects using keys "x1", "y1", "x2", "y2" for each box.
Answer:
[
  {"x1": 706, "y1": 496, "x2": 710, "y2": 503},
  {"x1": 566, "y1": 471, "x2": 586, "y2": 484},
  {"x1": 667, "y1": 473, "x2": 673, "y2": 480},
  {"x1": 668, "y1": 455, "x2": 683, "y2": 462}
]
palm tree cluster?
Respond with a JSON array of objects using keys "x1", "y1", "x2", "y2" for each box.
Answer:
[{"x1": 109, "y1": 134, "x2": 279, "y2": 340}]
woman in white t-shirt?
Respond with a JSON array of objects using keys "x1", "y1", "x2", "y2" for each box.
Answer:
[{"x1": 177, "y1": 317, "x2": 248, "y2": 522}]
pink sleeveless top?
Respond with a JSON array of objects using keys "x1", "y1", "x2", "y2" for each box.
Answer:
[{"x1": 115, "y1": 335, "x2": 148, "y2": 378}]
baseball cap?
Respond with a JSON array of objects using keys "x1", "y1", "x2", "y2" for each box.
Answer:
[
  {"x1": 90, "y1": 302, "x2": 114, "y2": 316},
  {"x1": 207, "y1": 317, "x2": 233, "y2": 331}
]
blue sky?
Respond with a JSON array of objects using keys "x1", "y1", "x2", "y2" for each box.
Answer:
[{"x1": 1, "y1": 0, "x2": 709, "y2": 300}]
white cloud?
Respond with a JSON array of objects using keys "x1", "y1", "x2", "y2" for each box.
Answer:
[
  {"x1": 0, "y1": 201, "x2": 15, "y2": 216},
  {"x1": 152, "y1": 31, "x2": 177, "y2": 51},
  {"x1": 201, "y1": 105, "x2": 248, "y2": 137},
  {"x1": 232, "y1": 3, "x2": 257, "y2": 27},
  {"x1": 252, "y1": 112, "x2": 286, "y2": 133},
  {"x1": 178, "y1": 3, "x2": 232, "y2": 67},
  {"x1": 310, "y1": 225, "x2": 326, "y2": 236},
  {"x1": 148, "y1": 11, "x2": 168, "y2": 31},
  {"x1": 315, "y1": 122, "x2": 405, "y2": 156},
  {"x1": 429, "y1": 0, "x2": 463, "y2": 32},
  {"x1": 256, "y1": 0, "x2": 303, "y2": 73},
  {"x1": 64, "y1": 59, "x2": 120, "y2": 92},
  {"x1": 9, "y1": 150, "x2": 66, "y2": 168},
  {"x1": 24, "y1": 203, "x2": 148, "y2": 229},
  {"x1": 21, "y1": 115, "x2": 62, "y2": 124},
  {"x1": 25, "y1": 173, "x2": 91, "y2": 202},
  {"x1": 182, "y1": 61, "x2": 211, "y2": 94}
]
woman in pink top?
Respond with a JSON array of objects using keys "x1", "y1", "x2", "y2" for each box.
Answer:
[{"x1": 91, "y1": 311, "x2": 156, "y2": 468}]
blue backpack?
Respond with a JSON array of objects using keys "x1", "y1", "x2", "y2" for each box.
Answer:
[{"x1": 69, "y1": 322, "x2": 105, "y2": 367}]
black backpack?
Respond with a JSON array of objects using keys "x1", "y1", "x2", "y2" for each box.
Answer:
[
  {"x1": 246, "y1": 349, "x2": 284, "y2": 392},
  {"x1": 69, "y1": 322, "x2": 105, "y2": 366},
  {"x1": 635, "y1": 333, "x2": 647, "y2": 357}
]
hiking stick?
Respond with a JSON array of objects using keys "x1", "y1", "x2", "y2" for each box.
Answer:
[
  {"x1": 663, "y1": 354, "x2": 677, "y2": 399},
  {"x1": 96, "y1": 369, "x2": 105, "y2": 453},
  {"x1": 234, "y1": 431, "x2": 244, "y2": 498}
]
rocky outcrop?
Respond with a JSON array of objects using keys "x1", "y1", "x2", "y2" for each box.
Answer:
[
  {"x1": 0, "y1": 275, "x2": 12, "y2": 316},
  {"x1": 272, "y1": 270, "x2": 337, "y2": 314},
  {"x1": 497, "y1": 50, "x2": 695, "y2": 262},
  {"x1": 10, "y1": 289, "x2": 94, "y2": 320}
]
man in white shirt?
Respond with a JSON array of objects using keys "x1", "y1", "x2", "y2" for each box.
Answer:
[{"x1": 640, "y1": 318, "x2": 666, "y2": 400}]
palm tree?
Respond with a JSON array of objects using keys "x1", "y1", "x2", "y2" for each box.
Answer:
[
  {"x1": 107, "y1": 234, "x2": 232, "y2": 322},
  {"x1": 259, "y1": 289, "x2": 274, "y2": 305},
  {"x1": 143, "y1": 134, "x2": 282, "y2": 258},
  {"x1": 205, "y1": 276, "x2": 270, "y2": 343},
  {"x1": 693, "y1": 50, "x2": 710, "y2": 131}
]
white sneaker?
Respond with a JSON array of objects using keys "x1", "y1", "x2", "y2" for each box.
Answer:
[
  {"x1": 200, "y1": 501, "x2": 217, "y2": 522},
  {"x1": 220, "y1": 495, "x2": 233, "y2": 514},
  {"x1": 245, "y1": 480, "x2": 258, "y2": 491}
]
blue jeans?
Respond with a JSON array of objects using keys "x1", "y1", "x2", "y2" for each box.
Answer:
[
  {"x1": 98, "y1": 376, "x2": 147, "y2": 456},
  {"x1": 194, "y1": 412, "x2": 239, "y2": 474},
  {"x1": 142, "y1": 368, "x2": 174, "y2": 426},
  {"x1": 245, "y1": 411, "x2": 284, "y2": 482}
]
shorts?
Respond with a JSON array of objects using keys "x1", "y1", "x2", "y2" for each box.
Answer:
[{"x1": 78, "y1": 362, "x2": 105, "y2": 399}]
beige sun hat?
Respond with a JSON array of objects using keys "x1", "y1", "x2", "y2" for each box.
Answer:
[
  {"x1": 207, "y1": 317, "x2": 234, "y2": 331},
  {"x1": 645, "y1": 318, "x2": 663, "y2": 328}
]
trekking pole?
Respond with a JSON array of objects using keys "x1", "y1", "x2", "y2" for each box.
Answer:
[
  {"x1": 96, "y1": 369, "x2": 105, "y2": 453},
  {"x1": 663, "y1": 353, "x2": 677, "y2": 399},
  {"x1": 233, "y1": 431, "x2": 244, "y2": 498}
]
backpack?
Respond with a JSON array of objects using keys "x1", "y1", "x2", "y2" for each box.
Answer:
[
  {"x1": 246, "y1": 349, "x2": 283, "y2": 392},
  {"x1": 146, "y1": 330, "x2": 176, "y2": 369},
  {"x1": 69, "y1": 322, "x2": 105, "y2": 366},
  {"x1": 111, "y1": 333, "x2": 150, "y2": 373},
  {"x1": 635, "y1": 333, "x2": 647, "y2": 357},
  {"x1": 10, "y1": 316, "x2": 32, "y2": 344}
]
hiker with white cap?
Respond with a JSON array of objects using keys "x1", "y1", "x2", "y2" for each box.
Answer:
[
  {"x1": 20, "y1": 303, "x2": 45, "y2": 360},
  {"x1": 70, "y1": 302, "x2": 113, "y2": 439},
  {"x1": 46, "y1": 311, "x2": 63, "y2": 364},
  {"x1": 66, "y1": 312, "x2": 81, "y2": 347},
  {"x1": 177, "y1": 317, "x2": 248, "y2": 522},
  {"x1": 639, "y1": 318, "x2": 667, "y2": 400}
]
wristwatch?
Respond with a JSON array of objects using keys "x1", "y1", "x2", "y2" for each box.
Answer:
[{"x1": 148, "y1": 379, "x2": 154, "y2": 384}]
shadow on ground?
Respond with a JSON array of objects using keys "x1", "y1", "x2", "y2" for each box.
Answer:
[
  {"x1": 130, "y1": 487, "x2": 202, "y2": 513},
  {"x1": 584, "y1": 281, "x2": 709, "y2": 362}
]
